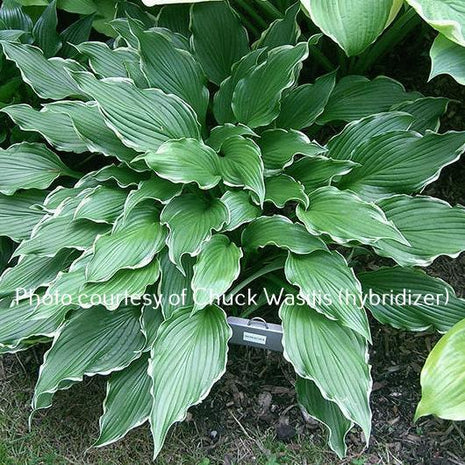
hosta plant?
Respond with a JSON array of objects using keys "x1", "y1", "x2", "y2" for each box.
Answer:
[{"x1": 1, "y1": 1, "x2": 465, "y2": 460}]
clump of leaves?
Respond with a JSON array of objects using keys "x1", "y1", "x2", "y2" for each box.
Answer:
[{"x1": 0, "y1": 0, "x2": 465, "y2": 460}]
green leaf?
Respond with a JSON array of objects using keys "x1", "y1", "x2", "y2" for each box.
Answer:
[
  {"x1": 160, "y1": 194, "x2": 229, "y2": 271},
  {"x1": 96, "y1": 354, "x2": 151, "y2": 447},
  {"x1": 430, "y1": 34, "x2": 465, "y2": 86},
  {"x1": 276, "y1": 71, "x2": 336, "y2": 130},
  {"x1": 0, "y1": 190, "x2": 46, "y2": 241},
  {"x1": 139, "y1": 138, "x2": 221, "y2": 190},
  {"x1": 78, "y1": 164, "x2": 142, "y2": 189},
  {"x1": 32, "y1": 305, "x2": 145, "y2": 411},
  {"x1": 375, "y1": 195, "x2": 465, "y2": 267},
  {"x1": 191, "y1": 1, "x2": 249, "y2": 85},
  {"x1": 279, "y1": 302, "x2": 372, "y2": 439},
  {"x1": 192, "y1": 235, "x2": 242, "y2": 311},
  {"x1": 218, "y1": 135, "x2": 265, "y2": 204},
  {"x1": 264, "y1": 174, "x2": 309, "y2": 208},
  {"x1": 285, "y1": 250, "x2": 370, "y2": 340},
  {"x1": 296, "y1": 377, "x2": 352, "y2": 459},
  {"x1": 0, "y1": 42, "x2": 85, "y2": 100},
  {"x1": 140, "y1": 300, "x2": 164, "y2": 349},
  {"x1": 59, "y1": 14, "x2": 95, "y2": 58},
  {"x1": 232, "y1": 42, "x2": 308, "y2": 128},
  {"x1": 149, "y1": 305, "x2": 231, "y2": 459},
  {"x1": 32, "y1": 0, "x2": 61, "y2": 58},
  {"x1": 207, "y1": 123, "x2": 258, "y2": 152},
  {"x1": 157, "y1": 4, "x2": 190, "y2": 36},
  {"x1": 86, "y1": 203, "x2": 166, "y2": 283},
  {"x1": 72, "y1": 71, "x2": 201, "y2": 153},
  {"x1": 258, "y1": 128, "x2": 326, "y2": 173},
  {"x1": 405, "y1": 0, "x2": 465, "y2": 46},
  {"x1": 56, "y1": 0, "x2": 97, "y2": 15},
  {"x1": 220, "y1": 190, "x2": 261, "y2": 232},
  {"x1": 296, "y1": 186, "x2": 407, "y2": 245},
  {"x1": 242, "y1": 215, "x2": 328, "y2": 255},
  {"x1": 0, "y1": 0, "x2": 33, "y2": 31},
  {"x1": 415, "y1": 318, "x2": 465, "y2": 421},
  {"x1": 0, "y1": 142, "x2": 75, "y2": 195},
  {"x1": 300, "y1": 0, "x2": 398, "y2": 56},
  {"x1": 338, "y1": 131, "x2": 465, "y2": 201},
  {"x1": 2, "y1": 104, "x2": 88, "y2": 153},
  {"x1": 318, "y1": 76, "x2": 421, "y2": 124},
  {"x1": 358, "y1": 266, "x2": 465, "y2": 333}
]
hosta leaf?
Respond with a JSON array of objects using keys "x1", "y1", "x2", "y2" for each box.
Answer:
[
  {"x1": 285, "y1": 251, "x2": 370, "y2": 340},
  {"x1": 86, "y1": 203, "x2": 166, "y2": 283},
  {"x1": 258, "y1": 129, "x2": 326, "y2": 173},
  {"x1": 149, "y1": 305, "x2": 231, "y2": 459},
  {"x1": 32, "y1": 305, "x2": 145, "y2": 411},
  {"x1": 265, "y1": 174, "x2": 309, "y2": 208},
  {"x1": 375, "y1": 195, "x2": 465, "y2": 267},
  {"x1": 139, "y1": 138, "x2": 221, "y2": 190},
  {"x1": 191, "y1": 1, "x2": 249, "y2": 85},
  {"x1": 44, "y1": 186, "x2": 87, "y2": 210},
  {"x1": 2, "y1": 104, "x2": 88, "y2": 153},
  {"x1": 160, "y1": 194, "x2": 229, "y2": 271},
  {"x1": 358, "y1": 266, "x2": 465, "y2": 333},
  {"x1": 74, "y1": 185, "x2": 128, "y2": 224},
  {"x1": 254, "y1": 2, "x2": 300, "y2": 49},
  {"x1": 157, "y1": 4, "x2": 190, "y2": 36},
  {"x1": 56, "y1": 0, "x2": 97, "y2": 15},
  {"x1": 192, "y1": 235, "x2": 242, "y2": 311},
  {"x1": 276, "y1": 71, "x2": 336, "y2": 130},
  {"x1": 242, "y1": 215, "x2": 328, "y2": 255},
  {"x1": 79, "y1": 164, "x2": 143, "y2": 189},
  {"x1": 280, "y1": 302, "x2": 372, "y2": 439},
  {"x1": 0, "y1": 190, "x2": 46, "y2": 241},
  {"x1": 339, "y1": 131, "x2": 465, "y2": 201},
  {"x1": 296, "y1": 377, "x2": 352, "y2": 459},
  {"x1": 0, "y1": 29, "x2": 25, "y2": 41},
  {"x1": 59, "y1": 14, "x2": 95, "y2": 58},
  {"x1": 220, "y1": 190, "x2": 261, "y2": 232},
  {"x1": 0, "y1": 42, "x2": 84, "y2": 100},
  {"x1": 116, "y1": 1, "x2": 156, "y2": 28},
  {"x1": 415, "y1": 318, "x2": 465, "y2": 421},
  {"x1": 0, "y1": 142, "x2": 76, "y2": 195},
  {"x1": 300, "y1": 0, "x2": 397, "y2": 56},
  {"x1": 0, "y1": 0, "x2": 33, "y2": 31},
  {"x1": 219, "y1": 135, "x2": 265, "y2": 204},
  {"x1": 207, "y1": 123, "x2": 258, "y2": 151},
  {"x1": 140, "y1": 301, "x2": 164, "y2": 349},
  {"x1": 96, "y1": 354, "x2": 151, "y2": 447},
  {"x1": 405, "y1": 0, "x2": 465, "y2": 47},
  {"x1": 430, "y1": 34, "x2": 465, "y2": 86},
  {"x1": 297, "y1": 186, "x2": 407, "y2": 245},
  {"x1": 318, "y1": 76, "x2": 421, "y2": 124},
  {"x1": 232, "y1": 42, "x2": 308, "y2": 128},
  {"x1": 72, "y1": 72, "x2": 201, "y2": 153},
  {"x1": 32, "y1": 0, "x2": 61, "y2": 58}
]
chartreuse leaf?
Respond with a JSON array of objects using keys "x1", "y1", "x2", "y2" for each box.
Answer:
[
  {"x1": 358, "y1": 266, "x2": 465, "y2": 333},
  {"x1": 285, "y1": 251, "x2": 371, "y2": 340},
  {"x1": 2, "y1": 104, "x2": 88, "y2": 153},
  {"x1": 0, "y1": 190, "x2": 46, "y2": 241},
  {"x1": 191, "y1": 1, "x2": 249, "y2": 85},
  {"x1": 161, "y1": 194, "x2": 229, "y2": 271},
  {"x1": 86, "y1": 203, "x2": 166, "y2": 283},
  {"x1": 300, "y1": 0, "x2": 398, "y2": 56},
  {"x1": 0, "y1": 142, "x2": 76, "y2": 195},
  {"x1": 218, "y1": 135, "x2": 265, "y2": 204},
  {"x1": 338, "y1": 131, "x2": 465, "y2": 201},
  {"x1": 221, "y1": 190, "x2": 261, "y2": 232},
  {"x1": 149, "y1": 305, "x2": 231, "y2": 459},
  {"x1": 32, "y1": 305, "x2": 145, "y2": 412},
  {"x1": 265, "y1": 174, "x2": 309, "y2": 208},
  {"x1": 232, "y1": 42, "x2": 308, "y2": 128},
  {"x1": 296, "y1": 377, "x2": 353, "y2": 459},
  {"x1": 32, "y1": 0, "x2": 61, "y2": 58},
  {"x1": 139, "y1": 138, "x2": 221, "y2": 190},
  {"x1": 297, "y1": 186, "x2": 407, "y2": 246},
  {"x1": 258, "y1": 129, "x2": 326, "y2": 173},
  {"x1": 72, "y1": 72, "x2": 201, "y2": 153},
  {"x1": 318, "y1": 76, "x2": 421, "y2": 124},
  {"x1": 406, "y1": 0, "x2": 465, "y2": 46},
  {"x1": 0, "y1": 42, "x2": 85, "y2": 100},
  {"x1": 375, "y1": 195, "x2": 465, "y2": 267},
  {"x1": 280, "y1": 302, "x2": 372, "y2": 440},
  {"x1": 207, "y1": 124, "x2": 258, "y2": 152},
  {"x1": 96, "y1": 354, "x2": 151, "y2": 447},
  {"x1": 430, "y1": 34, "x2": 465, "y2": 86},
  {"x1": 415, "y1": 318, "x2": 465, "y2": 421},
  {"x1": 242, "y1": 215, "x2": 328, "y2": 255},
  {"x1": 276, "y1": 71, "x2": 336, "y2": 130},
  {"x1": 192, "y1": 235, "x2": 242, "y2": 311}
]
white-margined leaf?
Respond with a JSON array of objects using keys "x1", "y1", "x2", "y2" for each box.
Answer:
[
  {"x1": 207, "y1": 124, "x2": 258, "y2": 152},
  {"x1": 78, "y1": 164, "x2": 143, "y2": 189},
  {"x1": 220, "y1": 190, "x2": 261, "y2": 232},
  {"x1": 140, "y1": 300, "x2": 164, "y2": 349},
  {"x1": 429, "y1": 34, "x2": 465, "y2": 86},
  {"x1": 32, "y1": 0, "x2": 61, "y2": 58},
  {"x1": 265, "y1": 174, "x2": 309, "y2": 208},
  {"x1": 0, "y1": 0, "x2": 33, "y2": 31},
  {"x1": 59, "y1": 13, "x2": 95, "y2": 59}
]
